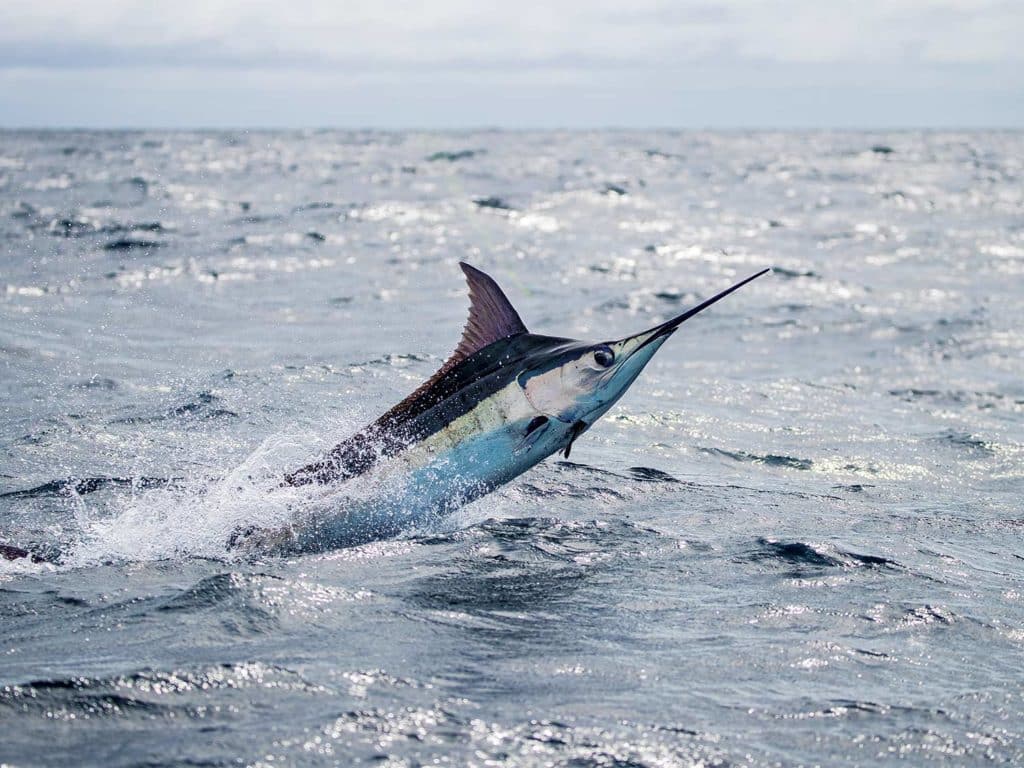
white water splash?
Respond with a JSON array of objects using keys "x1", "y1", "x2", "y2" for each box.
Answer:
[{"x1": 66, "y1": 431, "x2": 331, "y2": 566}]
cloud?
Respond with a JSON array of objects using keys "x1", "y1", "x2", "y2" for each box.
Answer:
[
  {"x1": 2, "y1": 0, "x2": 1021, "y2": 70},
  {"x1": 0, "y1": 0, "x2": 1020, "y2": 126}
]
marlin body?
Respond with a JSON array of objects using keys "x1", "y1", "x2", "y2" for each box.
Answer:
[{"x1": 231, "y1": 262, "x2": 769, "y2": 555}]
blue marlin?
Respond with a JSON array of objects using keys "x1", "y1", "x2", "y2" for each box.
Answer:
[
  {"x1": 0, "y1": 263, "x2": 768, "y2": 562},
  {"x1": 229, "y1": 262, "x2": 770, "y2": 555}
]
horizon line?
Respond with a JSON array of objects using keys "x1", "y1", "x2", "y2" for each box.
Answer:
[{"x1": 2, "y1": 124, "x2": 1023, "y2": 132}]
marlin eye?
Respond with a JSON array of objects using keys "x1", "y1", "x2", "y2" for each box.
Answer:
[{"x1": 593, "y1": 345, "x2": 614, "y2": 368}]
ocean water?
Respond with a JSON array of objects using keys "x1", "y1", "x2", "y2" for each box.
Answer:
[{"x1": 1, "y1": 129, "x2": 1022, "y2": 766}]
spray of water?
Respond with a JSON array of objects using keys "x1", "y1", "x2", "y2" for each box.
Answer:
[
  {"x1": 1, "y1": 413, "x2": 620, "y2": 577},
  {"x1": 58, "y1": 426, "x2": 495, "y2": 566},
  {"x1": 65, "y1": 432, "x2": 326, "y2": 565}
]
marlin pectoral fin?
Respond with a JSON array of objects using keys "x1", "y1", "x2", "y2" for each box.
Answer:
[
  {"x1": 563, "y1": 419, "x2": 589, "y2": 459},
  {"x1": 515, "y1": 415, "x2": 550, "y2": 454},
  {"x1": 526, "y1": 415, "x2": 549, "y2": 435}
]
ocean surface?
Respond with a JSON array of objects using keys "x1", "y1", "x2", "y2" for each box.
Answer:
[{"x1": 1, "y1": 130, "x2": 1022, "y2": 766}]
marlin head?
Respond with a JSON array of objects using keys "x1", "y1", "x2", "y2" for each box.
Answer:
[{"x1": 517, "y1": 268, "x2": 770, "y2": 454}]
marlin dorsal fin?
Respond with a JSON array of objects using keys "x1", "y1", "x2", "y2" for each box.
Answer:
[
  {"x1": 396, "y1": 262, "x2": 527, "y2": 408},
  {"x1": 455, "y1": 262, "x2": 528, "y2": 358},
  {"x1": 368, "y1": 263, "x2": 526, "y2": 430},
  {"x1": 401, "y1": 262, "x2": 527, "y2": 405}
]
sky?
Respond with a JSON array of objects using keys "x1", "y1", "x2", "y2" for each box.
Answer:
[{"x1": 1, "y1": 0, "x2": 1021, "y2": 129}]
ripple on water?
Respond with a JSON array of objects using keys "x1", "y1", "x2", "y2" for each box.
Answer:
[
  {"x1": 111, "y1": 391, "x2": 239, "y2": 425},
  {"x1": 745, "y1": 538, "x2": 902, "y2": 572},
  {"x1": 304, "y1": 713, "x2": 725, "y2": 766},
  {"x1": 698, "y1": 447, "x2": 815, "y2": 471},
  {"x1": 0, "y1": 662, "x2": 329, "y2": 722},
  {"x1": 152, "y1": 572, "x2": 374, "y2": 636},
  {"x1": 400, "y1": 516, "x2": 673, "y2": 645}
]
